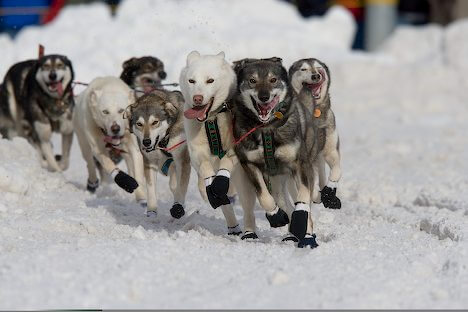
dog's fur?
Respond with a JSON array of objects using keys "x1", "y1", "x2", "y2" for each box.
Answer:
[
  {"x1": 0, "y1": 55, "x2": 75, "y2": 171},
  {"x1": 125, "y1": 90, "x2": 195, "y2": 218},
  {"x1": 179, "y1": 51, "x2": 257, "y2": 237},
  {"x1": 120, "y1": 56, "x2": 166, "y2": 97},
  {"x1": 73, "y1": 77, "x2": 146, "y2": 202},
  {"x1": 232, "y1": 57, "x2": 320, "y2": 245},
  {"x1": 289, "y1": 58, "x2": 341, "y2": 209}
]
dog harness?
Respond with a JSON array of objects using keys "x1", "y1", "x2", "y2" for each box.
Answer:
[
  {"x1": 157, "y1": 133, "x2": 175, "y2": 175},
  {"x1": 204, "y1": 117, "x2": 226, "y2": 159},
  {"x1": 261, "y1": 130, "x2": 278, "y2": 176},
  {"x1": 160, "y1": 158, "x2": 173, "y2": 176}
]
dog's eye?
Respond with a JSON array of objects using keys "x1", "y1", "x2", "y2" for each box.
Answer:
[
  {"x1": 300, "y1": 68, "x2": 307, "y2": 71},
  {"x1": 152, "y1": 120, "x2": 159, "y2": 126},
  {"x1": 42, "y1": 64, "x2": 51, "y2": 71},
  {"x1": 136, "y1": 122, "x2": 143, "y2": 127},
  {"x1": 118, "y1": 109, "x2": 124, "y2": 114},
  {"x1": 102, "y1": 110, "x2": 109, "y2": 115},
  {"x1": 249, "y1": 78, "x2": 256, "y2": 84},
  {"x1": 270, "y1": 77, "x2": 277, "y2": 83},
  {"x1": 188, "y1": 79, "x2": 195, "y2": 84},
  {"x1": 206, "y1": 78, "x2": 214, "y2": 84},
  {"x1": 56, "y1": 63, "x2": 64, "y2": 70}
]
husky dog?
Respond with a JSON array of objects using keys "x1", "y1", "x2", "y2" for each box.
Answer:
[
  {"x1": 231, "y1": 57, "x2": 320, "y2": 248},
  {"x1": 289, "y1": 58, "x2": 341, "y2": 209},
  {"x1": 179, "y1": 51, "x2": 257, "y2": 238},
  {"x1": 120, "y1": 56, "x2": 167, "y2": 96},
  {"x1": 0, "y1": 55, "x2": 75, "y2": 171},
  {"x1": 73, "y1": 77, "x2": 145, "y2": 203},
  {"x1": 125, "y1": 90, "x2": 193, "y2": 218}
]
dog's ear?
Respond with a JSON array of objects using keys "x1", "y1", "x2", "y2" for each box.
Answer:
[
  {"x1": 90, "y1": 89, "x2": 102, "y2": 107},
  {"x1": 263, "y1": 57, "x2": 283, "y2": 64},
  {"x1": 164, "y1": 101, "x2": 178, "y2": 119},
  {"x1": 216, "y1": 51, "x2": 225, "y2": 60},
  {"x1": 168, "y1": 90, "x2": 184, "y2": 108},
  {"x1": 187, "y1": 51, "x2": 200, "y2": 65},
  {"x1": 122, "y1": 57, "x2": 137, "y2": 69},
  {"x1": 232, "y1": 58, "x2": 259, "y2": 75}
]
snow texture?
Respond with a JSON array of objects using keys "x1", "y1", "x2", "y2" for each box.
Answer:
[{"x1": 0, "y1": 0, "x2": 468, "y2": 309}]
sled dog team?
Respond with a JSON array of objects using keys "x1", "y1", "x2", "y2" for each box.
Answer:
[{"x1": 0, "y1": 51, "x2": 342, "y2": 249}]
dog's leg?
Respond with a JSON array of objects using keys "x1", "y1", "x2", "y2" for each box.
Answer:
[
  {"x1": 87, "y1": 134, "x2": 138, "y2": 193},
  {"x1": 59, "y1": 132, "x2": 73, "y2": 171},
  {"x1": 75, "y1": 128, "x2": 99, "y2": 192},
  {"x1": 125, "y1": 146, "x2": 146, "y2": 204},
  {"x1": 201, "y1": 160, "x2": 230, "y2": 208},
  {"x1": 6, "y1": 81, "x2": 22, "y2": 137},
  {"x1": 197, "y1": 174, "x2": 208, "y2": 201},
  {"x1": 170, "y1": 153, "x2": 190, "y2": 219},
  {"x1": 321, "y1": 132, "x2": 341, "y2": 209},
  {"x1": 290, "y1": 166, "x2": 318, "y2": 248},
  {"x1": 34, "y1": 121, "x2": 61, "y2": 172},
  {"x1": 232, "y1": 164, "x2": 256, "y2": 239},
  {"x1": 243, "y1": 163, "x2": 289, "y2": 228},
  {"x1": 144, "y1": 162, "x2": 157, "y2": 217}
]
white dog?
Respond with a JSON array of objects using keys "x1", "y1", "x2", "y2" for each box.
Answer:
[
  {"x1": 73, "y1": 77, "x2": 146, "y2": 204},
  {"x1": 179, "y1": 51, "x2": 258, "y2": 239}
]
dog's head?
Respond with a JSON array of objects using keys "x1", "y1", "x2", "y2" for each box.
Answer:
[
  {"x1": 120, "y1": 56, "x2": 166, "y2": 94},
  {"x1": 289, "y1": 58, "x2": 330, "y2": 102},
  {"x1": 89, "y1": 83, "x2": 135, "y2": 146},
  {"x1": 124, "y1": 90, "x2": 181, "y2": 153},
  {"x1": 35, "y1": 54, "x2": 74, "y2": 99},
  {"x1": 235, "y1": 57, "x2": 289, "y2": 123},
  {"x1": 180, "y1": 51, "x2": 236, "y2": 122}
]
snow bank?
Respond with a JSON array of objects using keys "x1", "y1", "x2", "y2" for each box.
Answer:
[{"x1": 0, "y1": 0, "x2": 355, "y2": 83}]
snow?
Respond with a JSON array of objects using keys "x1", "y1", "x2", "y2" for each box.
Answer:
[{"x1": 1, "y1": 0, "x2": 468, "y2": 309}]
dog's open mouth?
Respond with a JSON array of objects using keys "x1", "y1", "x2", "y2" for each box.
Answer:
[
  {"x1": 103, "y1": 135, "x2": 124, "y2": 147},
  {"x1": 303, "y1": 81, "x2": 323, "y2": 99},
  {"x1": 252, "y1": 95, "x2": 279, "y2": 123},
  {"x1": 46, "y1": 78, "x2": 64, "y2": 96},
  {"x1": 183, "y1": 97, "x2": 214, "y2": 122}
]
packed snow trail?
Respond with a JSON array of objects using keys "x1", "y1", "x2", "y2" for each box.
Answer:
[{"x1": 1, "y1": 0, "x2": 468, "y2": 309}]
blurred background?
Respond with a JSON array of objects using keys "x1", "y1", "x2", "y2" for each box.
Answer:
[{"x1": 1, "y1": 0, "x2": 468, "y2": 51}]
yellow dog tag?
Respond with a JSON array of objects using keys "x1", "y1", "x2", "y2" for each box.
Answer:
[
  {"x1": 274, "y1": 111, "x2": 284, "y2": 119},
  {"x1": 314, "y1": 108, "x2": 321, "y2": 118}
]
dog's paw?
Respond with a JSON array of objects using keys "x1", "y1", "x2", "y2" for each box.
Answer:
[
  {"x1": 227, "y1": 224, "x2": 242, "y2": 236},
  {"x1": 206, "y1": 184, "x2": 230, "y2": 209},
  {"x1": 298, "y1": 233, "x2": 319, "y2": 249},
  {"x1": 211, "y1": 169, "x2": 230, "y2": 197},
  {"x1": 321, "y1": 186, "x2": 341, "y2": 209},
  {"x1": 170, "y1": 203, "x2": 185, "y2": 219},
  {"x1": 114, "y1": 171, "x2": 139, "y2": 193},
  {"x1": 86, "y1": 179, "x2": 99, "y2": 193},
  {"x1": 265, "y1": 206, "x2": 289, "y2": 228},
  {"x1": 241, "y1": 231, "x2": 258, "y2": 240},
  {"x1": 289, "y1": 210, "x2": 308, "y2": 240},
  {"x1": 282, "y1": 234, "x2": 299, "y2": 243},
  {"x1": 146, "y1": 210, "x2": 158, "y2": 218}
]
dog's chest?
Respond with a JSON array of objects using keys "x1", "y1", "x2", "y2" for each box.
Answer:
[{"x1": 244, "y1": 132, "x2": 299, "y2": 167}]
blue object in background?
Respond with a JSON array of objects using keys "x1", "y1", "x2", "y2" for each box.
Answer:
[{"x1": 0, "y1": 0, "x2": 51, "y2": 36}]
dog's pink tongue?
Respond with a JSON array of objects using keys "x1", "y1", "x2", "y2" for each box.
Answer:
[
  {"x1": 184, "y1": 105, "x2": 206, "y2": 119},
  {"x1": 56, "y1": 81, "x2": 63, "y2": 97},
  {"x1": 259, "y1": 96, "x2": 279, "y2": 117}
]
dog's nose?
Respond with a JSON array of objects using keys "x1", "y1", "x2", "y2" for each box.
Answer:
[
  {"x1": 49, "y1": 72, "x2": 57, "y2": 81},
  {"x1": 111, "y1": 124, "x2": 120, "y2": 135},
  {"x1": 258, "y1": 93, "x2": 270, "y2": 103},
  {"x1": 193, "y1": 95, "x2": 204, "y2": 105},
  {"x1": 142, "y1": 138, "x2": 152, "y2": 147},
  {"x1": 311, "y1": 73, "x2": 321, "y2": 83},
  {"x1": 158, "y1": 71, "x2": 167, "y2": 79}
]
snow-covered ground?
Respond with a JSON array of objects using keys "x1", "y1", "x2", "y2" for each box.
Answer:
[{"x1": 1, "y1": 0, "x2": 467, "y2": 309}]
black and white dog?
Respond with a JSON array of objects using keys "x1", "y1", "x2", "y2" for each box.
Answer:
[
  {"x1": 120, "y1": 56, "x2": 167, "y2": 97},
  {"x1": 0, "y1": 55, "x2": 75, "y2": 171},
  {"x1": 230, "y1": 57, "x2": 320, "y2": 248}
]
